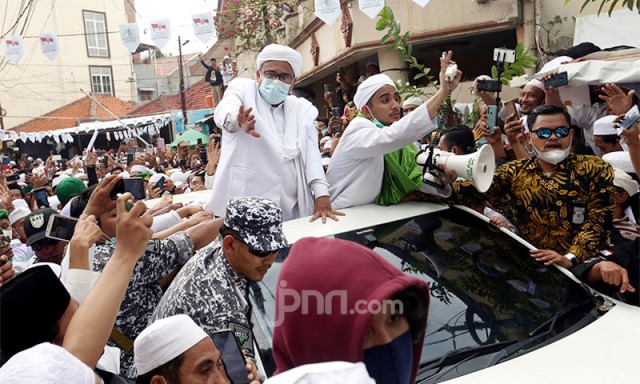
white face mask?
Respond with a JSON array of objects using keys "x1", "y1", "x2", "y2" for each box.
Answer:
[{"x1": 530, "y1": 140, "x2": 572, "y2": 165}]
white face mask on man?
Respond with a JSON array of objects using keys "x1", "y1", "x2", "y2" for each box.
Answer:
[
  {"x1": 2, "y1": 228, "x2": 12, "y2": 241},
  {"x1": 530, "y1": 139, "x2": 572, "y2": 165}
]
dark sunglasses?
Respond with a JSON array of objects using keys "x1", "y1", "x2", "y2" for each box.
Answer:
[
  {"x1": 532, "y1": 126, "x2": 571, "y2": 139},
  {"x1": 32, "y1": 238, "x2": 60, "y2": 251},
  {"x1": 220, "y1": 225, "x2": 275, "y2": 258}
]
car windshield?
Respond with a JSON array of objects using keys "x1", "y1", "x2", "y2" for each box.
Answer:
[{"x1": 249, "y1": 206, "x2": 599, "y2": 380}]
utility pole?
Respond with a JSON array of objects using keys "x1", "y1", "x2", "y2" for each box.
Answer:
[
  {"x1": 0, "y1": 101, "x2": 5, "y2": 131},
  {"x1": 178, "y1": 36, "x2": 188, "y2": 125}
]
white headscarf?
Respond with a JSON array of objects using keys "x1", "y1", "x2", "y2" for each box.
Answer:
[
  {"x1": 353, "y1": 74, "x2": 396, "y2": 110},
  {"x1": 257, "y1": 44, "x2": 303, "y2": 78},
  {"x1": 264, "y1": 361, "x2": 375, "y2": 384},
  {"x1": 134, "y1": 314, "x2": 208, "y2": 375},
  {"x1": 0, "y1": 343, "x2": 96, "y2": 384}
]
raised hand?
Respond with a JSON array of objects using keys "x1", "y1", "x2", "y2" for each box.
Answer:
[{"x1": 238, "y1": 105, "x2": 258, "y2": 137}]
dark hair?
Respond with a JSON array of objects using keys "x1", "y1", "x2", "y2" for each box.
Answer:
[
  {"x1": 441, "y1": 125, "x2": 476, "y2": 154},
  {"x1": 69, "y1": 184, "x2": 97, "y2": 218},
  {"x1": 595, "y1": 134, "x2": 620, "y2": 145},
  {"x1": 527, "y1": 104, "x2": 572, "y2": 130},
  {"x1": 392, "y1": 286, "x2": 427, "y2": 344},
  {"x1": 210, "y1": 58, "x2": 217, "y2": 62},
  {"x1": 136, "y1": 354, "x2": 184, "y2": 384}
]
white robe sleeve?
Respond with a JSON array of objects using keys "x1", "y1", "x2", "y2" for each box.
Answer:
[
  {"x1": 150, "y1": 210, "x2": 182, "y2": 233},
  {"x1": 214, "y1": 79, "x2": 246, "y2": 133}
]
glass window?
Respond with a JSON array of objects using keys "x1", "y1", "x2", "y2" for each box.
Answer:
[
  {"x1": 83, "y1": 11, "x2": 109, "y2": 57},
  {"x1": 90, "y1": 66, "x2": 113, "y2": 96}
]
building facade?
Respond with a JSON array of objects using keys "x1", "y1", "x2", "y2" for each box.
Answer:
[{"x1": 1, "y1": 0, "x2": 135, "y2": 129}]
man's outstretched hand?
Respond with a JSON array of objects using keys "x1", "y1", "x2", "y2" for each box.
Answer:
[
  {"x1": 310, "y1": 195, "x2": 345, "y2": 224},
  {"x1": 238, "y1": 105, "x2": 258, "y2": 137}
]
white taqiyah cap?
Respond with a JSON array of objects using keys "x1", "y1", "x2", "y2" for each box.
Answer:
[
  {"x1": 0, "y1": 343, "x2": 95, "y2": 384},
  {"x1": 593, "y1": 115, "x2": 618, "y2": 136},
  {"x1": 613, "y1": 168, "x2": 639, "y2": 196},
  {"x1": 354, "y1": 74, "x2": 396, "y2": 110},
  {"x1": 134, "y1": 314, "x2": 208, "y2": 375},
  {"x1": 257, "y1": 44, "x2": 303, "y2": 78}
]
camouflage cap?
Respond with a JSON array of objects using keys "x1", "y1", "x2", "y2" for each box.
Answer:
[{"x1": 224, "y1": 197, "x2": 288, "y2": 253}]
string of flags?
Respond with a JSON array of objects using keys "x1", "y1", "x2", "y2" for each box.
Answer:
[
  {"x1": 2, "y1": 12, "x2": 216, "y2": 64},
  {"x1": 2, "y1": 0, "x2": 434, "y2": 63},
  {"x1": 0, "y1": 114, "x2": 172, "y2": 143}
]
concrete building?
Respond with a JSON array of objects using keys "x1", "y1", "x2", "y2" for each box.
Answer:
[
  {"x1": 1, "y1": 0, "x2": 137, "y2": 129},
  {"x1": 133, "y1": 53, "x2": 204, "y2": 102}
]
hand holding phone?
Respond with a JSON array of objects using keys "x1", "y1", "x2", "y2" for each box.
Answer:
[
  {"x1": 109, "y1": 178, "x2": 146, "y2": 200},
  {"x1": 211, "y1": 331, "x2": 251, "y2": 384},
  {"x1": 45, "y1": 214, "x2": 79, "y2": 242},
  {"x1": 33, "y1": 188, "x2": 50, "y2": 208},
  {"x1": 505, "y1": 99, "x2": 519, "y2": 120},
  {"x1": 486, "y1": 105, "x2": 498, "y2": 135},
  {"x1": 616, "y1": 105, "x2": 640, "y2": 130},
  {"x1": 544, "y1": 72, "x2": 569, "y2": 90}
]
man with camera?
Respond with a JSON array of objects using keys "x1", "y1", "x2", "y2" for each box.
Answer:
[{"x1": 206, "y1": 44, "x2": 341, "y2": 223}]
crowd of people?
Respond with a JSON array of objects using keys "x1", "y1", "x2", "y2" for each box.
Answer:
[{"x1": 0, "y1": 42, "x2": 639, "y2": 383}]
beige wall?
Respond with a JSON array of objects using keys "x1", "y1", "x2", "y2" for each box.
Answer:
[{"x1": 1, "y1": 0, "x2": 133, "y2": 129}]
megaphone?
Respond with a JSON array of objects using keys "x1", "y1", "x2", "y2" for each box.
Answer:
[{"x1": 416, "y1": 145, "x2": 495, "y2": 192}]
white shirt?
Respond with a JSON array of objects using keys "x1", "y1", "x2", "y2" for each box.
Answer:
[{"x1": 327, "y1": 104, "x2": 436, "y2": 209}]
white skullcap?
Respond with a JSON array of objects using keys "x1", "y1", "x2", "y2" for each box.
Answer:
[
  {"x1": 525, "y1": 79, "x2": 545, "y2": 92},
  {"x1": 148, "y1": 173, "x2": 166, "y2": 184},
  {"x1": 134, "y1": 315, "x2": 208, "y2": 375},
  {"x1": 538, "y1": 56, "x2": 573, "y2": 75},
  {"x1": 170, "y1": 171, "x2": 188, "y2": 184},
  {"x1": 603, "y1": 151, "x2": 635, "y2": 174},
  {"x1": 403, "y1": 96, "x2": 424, "y2": 108},
  {"x1": 257, "y1": 44, "x2": 303, "y2": 78},
  {"x1": 0, "y1": 343, "x2": 95, "y2": 384},
  {"x1": 319, "y1": 136, "x2": 331, "y2": 144},
  {"x1": 613, "y1": 168, "x2": 639, "y2": 196},
  {"x1": 27, "y1": 156, "x2": 33, "y2": 161},
  {"x1": 12, "y1": 199, "x2": 29, "y2": 209},
  {"x1": 9, "y1": 161, "x2": 15, "y2": 165},
  {"x1": 593, "y1": 115, "x2": 618, "y2": 136},
  {"x1": 51, "y1": 174, "x2": 69, "y2": 188},
  {"x1": 323, "y1": 140, "x2": 333, "y2": 150},
  {"x1": 36, "y1": 158, "x2": 43, "y2": 162},
  {"x1": 354, "y1": 74, "x2": 396, "y2": 110},
  {"x1": 120, "y1": 171, "x2": 131, "y2": 179},
  {"x1": 9, "y1": 207, "x2": 31, "y2": 225},
  {"x1": 264, "y1": 362, "x2": 375, "y2": 384},
  {"x1": 224, "y1": 55, "x2": 230, "y2": 60},
  {"x1": 130, "y1": 165, "x2": 150, "y2": 174}
]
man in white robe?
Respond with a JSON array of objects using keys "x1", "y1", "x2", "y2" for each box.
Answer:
[
  {"x1": 327, "y1": 52, "x2": 461, "y2": 209},
  {"x1": 205, "y1": 44, "x2": 342, "y2": 222}
]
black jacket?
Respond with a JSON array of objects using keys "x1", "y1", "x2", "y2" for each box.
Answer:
[{"x1": 201, "y1": 60, "x2": 223, "y2": 86}]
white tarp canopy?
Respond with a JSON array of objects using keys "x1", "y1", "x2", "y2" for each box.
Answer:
[
  {"x1": 559, "y1": 58, "x2": 640, "y2": 87},
  {"x1": 1, "y1": 113, "x2": 172, "y2": 144},
  {"x1": 574, "y1": 8, "x2": 640, "y2": 49}
]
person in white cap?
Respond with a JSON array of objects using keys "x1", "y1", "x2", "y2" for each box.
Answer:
[
  {"x1": 221, "y1": 55, "x2": 236, "y2": 92},
  {"x1": 134, "y1": 315, "x2": 259, "y2": 384},
  {"x1": 208, "y1": 43, "x2": 342, "y2": 223},
  {"x1": 8, "y1": 206, "x2": 36, "y2": 273},
  {"x1": 401, "y1": 96, "x2": 424, "y2": 115},
  {"x1": 593, "y1": 114, "x2": 625, "y2": 156},
  {"x1": 326, "y1": 51, "x2": 461, "y2": 209},
  {"x1": 610, "y1": 168, "x2": 639, "y2": 242}
]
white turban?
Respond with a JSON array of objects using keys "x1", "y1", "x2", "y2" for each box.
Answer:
[
  {"x1": 526, "y1": 79, "x2": 545, "y2": 92},
  {"x1": 353, "y1": 74, "x2": 396, "y2": 110},
  {"x1": 9, "y1": 207, "x2": 31, "y2": 225},
  {"x1": 257, "y1": 44, "x2": 303, "y2": 78},
  {"x1": 0, "y1": 343, "x2": 96, "y2": 384},
  {"x1": 603, "y1": 151, "x2": 634, "y2": 173},
  {"x1": 593, "y1": 115, "x2": 618, "y2": 136},
  {"x1": 402, "y1": 96, "x2": 424, "y2": 108},
  {"x1": 134, "y1": 315, "x2": 208, "y2": 375}
]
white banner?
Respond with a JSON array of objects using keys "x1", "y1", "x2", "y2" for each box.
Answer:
[
  {"x1": 149, "y1": 19, "x2": 171, "y2": 49},
  {"x1": 315, "y1": 0, "x2": 341, "y2": 25},
  {"x1": 359, "y1": 0, "x2": 385, "y2": 19},
  {"x1": 4, "y1": 36, "x2": 24, "y2": 64},
  {"x1": 39, "y1": 32, "x2": 59, "y2": 61},
  {"x1": 412, "y1": 0, "x2": 432, "y2": 7},
  {"x1": 192, "y1": 12, "x2": 215, "y2": 44},
  {"x1": 120, "y1": 23, "x2": 141, "y2": 53}
]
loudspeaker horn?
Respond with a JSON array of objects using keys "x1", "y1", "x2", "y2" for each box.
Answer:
[{"x1": 436, "y1": 145, "x2": 495, "y2": 192}]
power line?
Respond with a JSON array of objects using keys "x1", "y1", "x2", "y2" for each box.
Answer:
[{"x1": 0, "y1": 0, "x2": 34, "y2": 38}]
